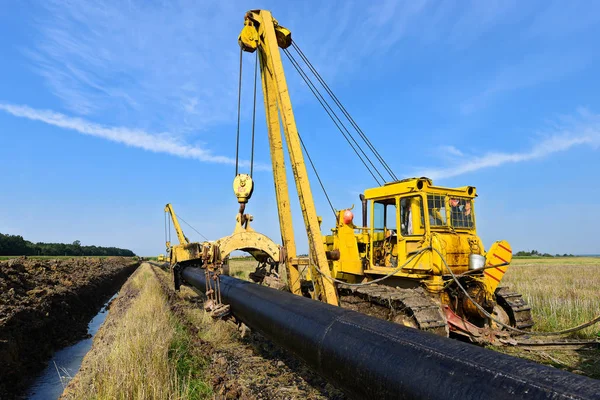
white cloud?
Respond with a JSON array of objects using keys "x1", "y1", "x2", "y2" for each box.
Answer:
[
  {"x1": 421, "y1": 109, "x2": 600, "y2": 179},
  {"x1": 439, "y1": 145, "x2": 464, "y2": 157},
  {"x1": 0, "y1": 103, "x2": 264, "y2": 167},
  {"x1": 27, "y1": 0, "x2": 243, "y2": 133}
]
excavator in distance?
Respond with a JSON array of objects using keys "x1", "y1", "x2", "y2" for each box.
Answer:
[
  {"x1": 234, "y1": 9, "x2": 535, "y2": 343},
  {"x1": 164, "y1": 198, "x2": 285, "y2": 307}
]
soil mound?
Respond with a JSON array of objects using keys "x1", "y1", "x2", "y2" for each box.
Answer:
[{"x1": 0, "y1": 257, "x2": 138, "y2": 398}]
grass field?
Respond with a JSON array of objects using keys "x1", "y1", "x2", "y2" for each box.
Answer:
[
  {"x1": 505, "y1": 257, "x2": 600, "y2": 339},
  {"x1": 228, "y1": 258, "x2": 258, "y2": 281},
  {"x1": 499, "y1": 257, "x2": 600, "y2": 377},
  {"x1": 63, "y1": 265, "x2": 210, "y2": 399}
]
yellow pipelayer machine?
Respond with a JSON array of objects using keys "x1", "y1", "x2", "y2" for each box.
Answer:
[{"x1": 236, "y1": 9, "x2": 533, "y2": 342}]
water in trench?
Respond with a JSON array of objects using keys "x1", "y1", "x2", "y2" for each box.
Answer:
[{"x1": 26, "y1": 292, "x2": 119, "y2": 399}]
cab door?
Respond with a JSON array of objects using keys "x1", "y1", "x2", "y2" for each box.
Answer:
[
  {"x1": 370, "y1": 197, "x2": 399, "y2": 267},
  {"x1": 397, "y1": 196, "x2": 426, "y2": 264}
]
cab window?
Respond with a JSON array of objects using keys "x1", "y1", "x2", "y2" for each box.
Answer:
[
  {"x1": 400, "y1": 196, "x2": 425, "y2": 236},
  {"x1": 373, "y1": 199, "x2": 397, "y2": 234},
  {"x1": 427, "y1": 194, "x2": 447, "y2": 227},
  {"x1": 449, "y1": 197, "x2": 474, "y2": 229}
]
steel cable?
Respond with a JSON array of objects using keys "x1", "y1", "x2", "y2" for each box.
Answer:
[
  {"x1": 298, "y1": 132, "x2": 336, "y2": 218},
  {"x1": 250, "y1": 51, "x2": 258, "y2": 178},
  {"x1": 292, "y1": 42, "x2": 398, "y2": 182},
  {"x1": 235, "y1": 47, "x2": 243, "y2": 176},
  {"x1": 164, "y1": 211, "x2": 168, "y2": 250},
  {"x1": 433, "y1": 247, "x2": 600, "y2": 336},
  {"x1": 175, "y1": 213, "x2": 210, "y2": 242},
  {"x1": 311, "y1": 245, "x2": 600, "y2": 336},
  {"x1": 283, "y1": 48, "x2": 384, "y2": 185}
]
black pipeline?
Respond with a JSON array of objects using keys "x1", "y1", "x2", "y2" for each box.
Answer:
[{"x1": 180, "y1": 267, "x2": 600, "y2": 400}]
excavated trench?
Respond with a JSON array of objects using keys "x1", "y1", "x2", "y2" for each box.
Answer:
[{"x1": 0, "y1": 257, "x2": 139, "y2": 399}]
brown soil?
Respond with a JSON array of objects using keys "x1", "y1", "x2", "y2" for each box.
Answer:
[{"x1": 0, "y1": 257, "x2": 139, "y2": 398}]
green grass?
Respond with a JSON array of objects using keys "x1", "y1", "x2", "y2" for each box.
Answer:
[
  {"x1": 169, "y1": 322, "x2": 212, "y2": 399},
  {"x1": 505, "y1": 257, "x2": 600, "y2": 338},
  {"x1": 228, "y1": 259, "x2": 258, "y2": 281}
]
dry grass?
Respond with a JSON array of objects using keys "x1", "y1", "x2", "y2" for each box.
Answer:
[
  {"x1": 229, "y1": 258, "x2": 290, "y2": 285},
  {"x1": 503, "y1": 257, "x2": 600, "y2": 339},
  {"x1": 228, "y1": 258, "x2": 256, "y2": 281},
  {"x1": 63, "y1": 265, "x2": 210, "y2": 399}
]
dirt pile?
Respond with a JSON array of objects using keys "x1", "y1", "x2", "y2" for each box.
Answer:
[{"x1": 0, "y1": 257, "x2": 139, "y2": 398}]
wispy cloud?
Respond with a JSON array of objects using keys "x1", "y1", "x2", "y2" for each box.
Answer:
[
  {"x1": 0, "y1": 103, "x2": 262, "y2": 167},
  {"x1": 439, "y1": 145, "x2": 464, "y2": 157},
  {"x1": 420, "y1": 109, "x2": 600, "y2": 179},
  {"x1": 27, "y1": 0, "x2": 242, "y2": 133},
  {"x1": 460, "y1": 50, "x2": 589, "y2": 114}
]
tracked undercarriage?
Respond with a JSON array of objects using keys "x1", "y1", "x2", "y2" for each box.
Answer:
[
  {"x1": 338, "y1": 283, "x2": 537, "y2": 341},
  {"x1": 338, "y1": 284, "x2": 449, "y2": 336},
  {"x1": 226, "y1": 262, "x2": 598, "y2": 350},
  {"x1": 495, "y1": 286, "x2": 535, "y2": 331}
]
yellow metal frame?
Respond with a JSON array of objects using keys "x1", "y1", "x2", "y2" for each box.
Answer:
[
  {"x1": 237, "y1": 11, "x2": 513, "y2": 317},
  {"x1": 239, "y1": 10, "x2": 338, "y2": 305}
]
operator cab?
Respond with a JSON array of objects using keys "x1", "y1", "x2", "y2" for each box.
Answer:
[{"x1": 365, "y1": 177, "x2": 477, "y2": 268}]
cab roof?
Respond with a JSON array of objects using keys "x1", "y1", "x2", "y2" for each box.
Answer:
[{"x1": 363, "y1": 177, "x2": 477, "y2": 201}]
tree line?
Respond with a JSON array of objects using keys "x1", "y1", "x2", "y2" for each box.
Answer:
[
  {"x1": 515, "y1": 249, "x2": 575, "y2": 257},
  {"x1": 0, "y1": 233, "x2": 135, "y2": 257}
]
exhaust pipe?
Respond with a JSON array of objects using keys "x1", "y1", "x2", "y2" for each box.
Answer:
[
  {"x1": 360, "y1": 194, "x2": 367, "y2": 227},
  {"x1": 180, "y1": 267, "x2": 600, "y2": 400}
]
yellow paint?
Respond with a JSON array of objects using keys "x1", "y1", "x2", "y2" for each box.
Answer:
[
  {"x1": 239, "y1": 10, "x2": 338, "y2": 305},
  {"x1": 484, "y1": 240, "x2": 513, "y2": 292},
  {"x1": 236, "y1": 11, "x2": 513, "y2": 318}
]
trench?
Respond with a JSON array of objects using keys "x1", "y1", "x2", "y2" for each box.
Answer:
[
  {"x1": 25, "y1": 292, "x2": 118, "y2": 400},
  {"x1": 0, "y1": 258, "x2": 139, "y2": 399}
]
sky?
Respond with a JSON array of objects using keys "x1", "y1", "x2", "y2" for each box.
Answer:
[{"x1": 1, "y1": 0, "x2": 600, "y2": 256}]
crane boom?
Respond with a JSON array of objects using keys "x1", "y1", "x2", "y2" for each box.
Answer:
[
  {"x1": 239, "y1": 10, "x2": 338, "y2": 305},
  {"x1": 164, "y1": 203, "x2": 189, "y2": 248}
]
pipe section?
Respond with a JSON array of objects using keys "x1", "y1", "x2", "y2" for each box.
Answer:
[{"x1": 181, "y1": 267, "x2": 600, "y2": 400}]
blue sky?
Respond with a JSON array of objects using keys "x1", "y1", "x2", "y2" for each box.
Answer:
[{"x1": 1, "y1": 1, "x2": 600, "y2": 256}]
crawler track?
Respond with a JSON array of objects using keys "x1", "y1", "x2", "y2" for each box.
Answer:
[
  {"x1": 337, "y1": 284, "x2": 448, "y2": 336},
  {"x1": 495, "y1": 286, "x2": 535, "y2": 331}
]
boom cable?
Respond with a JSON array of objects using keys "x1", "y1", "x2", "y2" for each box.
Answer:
[
  {"x1": 292, "y1": 42, "x2": 398, "y2": 182},
  {"x1": 250, "y1": 51, "x2": 258, "y2": 178},
  {"x1": 235, "y1": 47, "x2": 243, "y2": 176},
  {"x1": 283, "y1": 48, "x2": 383, "y2": 185},
  {"x1": 175, "y1": 213, "x2": 210, "y2": 242},
  {"x1": 164, "y1": 211, "x2": 168, "y2": 247},
  {"x1": 298, "y1": 132, "x2": 336, "y2": 218}
]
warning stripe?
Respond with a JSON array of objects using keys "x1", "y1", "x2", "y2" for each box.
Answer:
[
  {"x1": 493, "y1": 253, "x2": 508, "y2": 264},
  {"x1": 498, "y1": 244, "x2": 512, "y2": 253},
  {"x1": 484, "y1": 271, "x2": 501, "y2": 283}
]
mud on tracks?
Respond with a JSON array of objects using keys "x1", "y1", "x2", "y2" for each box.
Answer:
[{"x1": 0, "y1": 256, "x2": 139, "y2": 398}]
